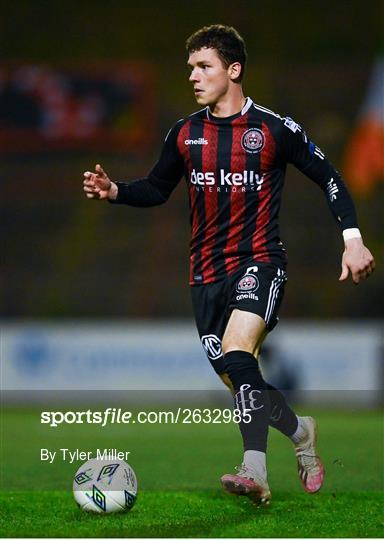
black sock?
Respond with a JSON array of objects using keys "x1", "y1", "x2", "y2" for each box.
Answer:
[
  {"x1": 267, "y1": 383, "x2": 298, "y2": 436},
  {"x1": 224, "y1": 350, "x2": 270, "y2": 452}
]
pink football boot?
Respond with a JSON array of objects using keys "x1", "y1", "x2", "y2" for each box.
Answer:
[
  {"x1": 295, "y1": 416, "x2": 325, "y2": 493},
  {"x1": 221, "y1": 464, "x2": 271, "y2": 506}
]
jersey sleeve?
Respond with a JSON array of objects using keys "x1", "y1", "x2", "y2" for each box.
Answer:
[
  {"x1": 280, "y1": 117, "x2": 358, "y2": 230},
  {"x1": 110, "y1": 120, "x2": 185, "y2": 207}
]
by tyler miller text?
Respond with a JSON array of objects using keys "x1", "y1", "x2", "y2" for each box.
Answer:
[{"x1": 40, "y1": 448, "x2": 130, "y2": 464}]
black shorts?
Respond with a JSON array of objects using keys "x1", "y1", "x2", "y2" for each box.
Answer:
[{"x1": 191, "y1": 262, "x2": 287, "y2": 375}]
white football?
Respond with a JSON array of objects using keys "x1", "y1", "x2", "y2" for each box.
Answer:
[{"x1": 73, "y1": 458, "x2": 137, "y2": 513}]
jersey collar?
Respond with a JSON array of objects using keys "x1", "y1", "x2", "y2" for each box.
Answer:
[{"x1": 206, "y1": 97, "x2": 253, "y2": 121}]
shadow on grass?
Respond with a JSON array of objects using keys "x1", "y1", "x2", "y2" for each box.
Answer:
[{"x1": 73, "y1": 491, "x2": 270, "y2": 538}]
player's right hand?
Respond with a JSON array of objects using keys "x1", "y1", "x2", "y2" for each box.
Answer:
[{"x1": 83, "y1": 164, "x2": 116, "y2": 200}]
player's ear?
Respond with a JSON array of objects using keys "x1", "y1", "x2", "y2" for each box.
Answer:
[{"x1": 228, "y1": 62, "x2": 242, "y2": 82}]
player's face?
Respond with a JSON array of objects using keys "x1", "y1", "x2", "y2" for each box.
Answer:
[{"x1": 188, "y1": 48, "x2": 232, "y2": 107}]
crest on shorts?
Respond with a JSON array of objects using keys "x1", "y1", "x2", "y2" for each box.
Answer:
[
  {"x1": 201, "y1": 334, "x2": 222, "y2": 361},
  {"x1": 236, "y1": 274, "x2": 259, "y2": 293},
  {"x1": 241, "y1": 128, "x2": 264, "y2": 154}
]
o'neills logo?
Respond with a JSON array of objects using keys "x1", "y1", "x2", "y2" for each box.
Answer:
[{"x1": 184, "y1": 138, "x2": 208, "y2": 145}]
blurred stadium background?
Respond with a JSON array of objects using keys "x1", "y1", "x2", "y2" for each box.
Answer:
[{"x1": 1, "y1": 0, "x2": 383, "y2": 402}]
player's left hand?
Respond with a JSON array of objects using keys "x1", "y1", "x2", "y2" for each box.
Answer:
[{"x1": 339, "y1": 238, "x2": 375, "y2": 284}]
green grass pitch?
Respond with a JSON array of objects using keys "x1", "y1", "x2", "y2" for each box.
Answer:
[{"x1": 0, "y1": 407, "x2": 383, "y2": 537}]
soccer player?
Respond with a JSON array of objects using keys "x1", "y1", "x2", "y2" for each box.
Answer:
[{"x1": 83, "y1": 25, "x2": 375, "y2": 505}]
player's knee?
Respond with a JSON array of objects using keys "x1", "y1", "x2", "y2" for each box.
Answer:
[{"x1": 221, "y1": 337, "x2": 254, "y2": 355}]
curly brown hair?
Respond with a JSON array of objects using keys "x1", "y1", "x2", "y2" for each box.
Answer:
[{"x1": 186, "y1": 24, "x2": 247, "y2": 82}]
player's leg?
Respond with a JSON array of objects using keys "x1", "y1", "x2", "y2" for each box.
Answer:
[
  {"x1": 221, "y1": 262, "x2": 289, "y2": 459},
  {"x1": 253, "y1": 326, "x2": 324, "y2": 493},
  {"x1": 220, "y1": 309, "x2": 272, "y2": 505},
  {"x1": 191, "y1": 279, "x2": 270, "y2": 504},
  {"x1": 220, "y1": 263, "x2": 324, "y2": 498},
  {"x1": 256, "y1": 355, "x2": 325, "y2": 493}
]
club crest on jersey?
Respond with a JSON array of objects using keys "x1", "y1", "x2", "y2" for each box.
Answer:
[
  {"x1": 241, "y1": 128, "x2": 264, "y2": 154},
  {"x1": 236, "y1": 274, "x2": 259, "y2": 293}
]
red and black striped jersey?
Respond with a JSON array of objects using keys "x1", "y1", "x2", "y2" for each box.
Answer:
[{"x1": 113, "y1": 97, "x2": 358, "y2": 285}]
